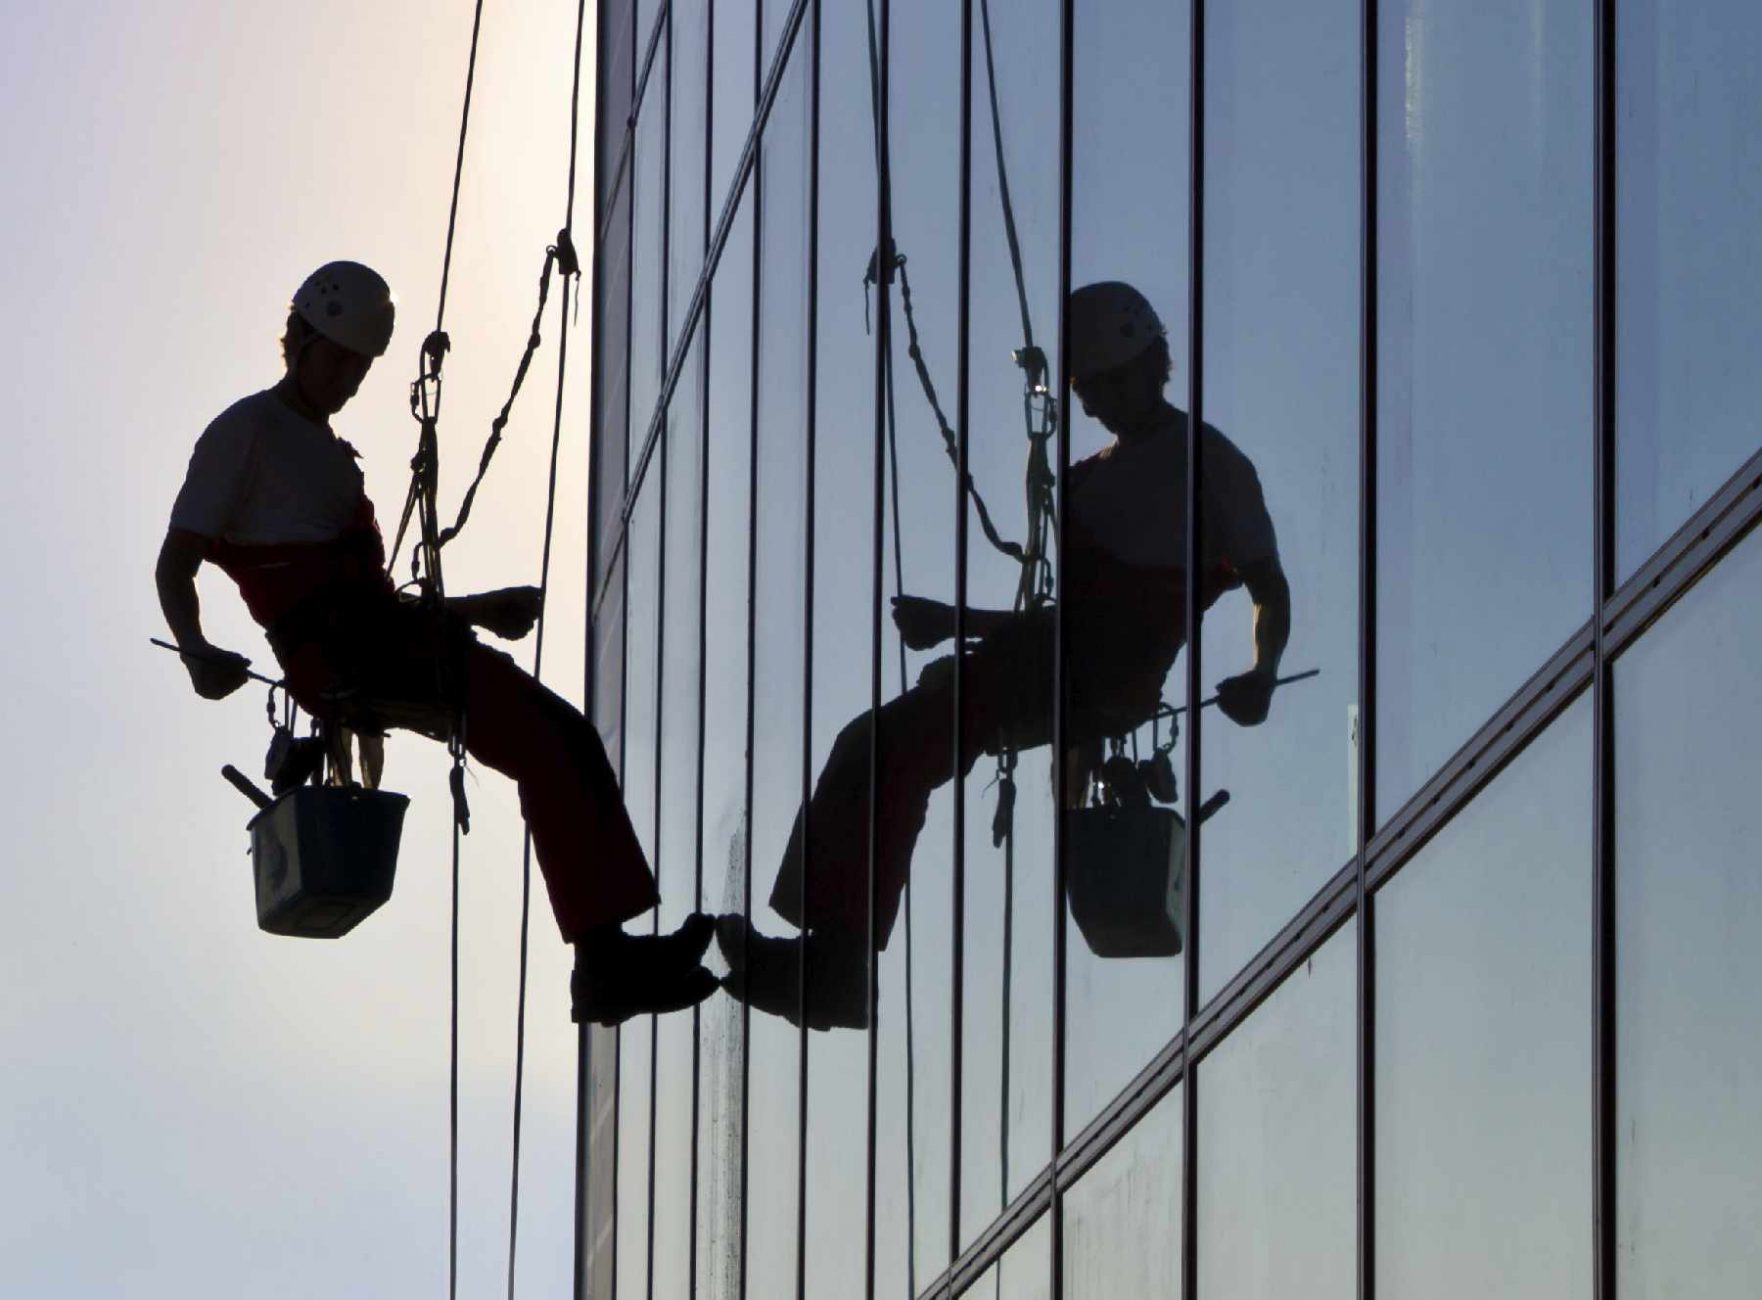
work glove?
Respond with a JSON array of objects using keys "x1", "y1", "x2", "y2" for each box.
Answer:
[
  {"x1": 465, "y1": 585, "x2": 544, "y2": 641},
  {"x1": 890, "y1": 595, "x2": 957, "y2": 650},
  {"x1": 1214, "y1": 668, "x2": 1275, "y2": 727},
  {"x1": 183, "y1": 645, "x2": 253, "y2": 701}
]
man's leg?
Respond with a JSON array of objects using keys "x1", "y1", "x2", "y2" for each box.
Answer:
[{"x1": 459, "y1": 639, "x2": 715, "y2": 1023}]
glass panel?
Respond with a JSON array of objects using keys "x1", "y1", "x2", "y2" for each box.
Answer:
[
  {"x1": 709, "y1": 0, "x2": 755, "y2": 237},
  {"x1": 1616, "y1": 527, "x2": 1762, "y2": 1295},
  {"x1": 630, "y1": 30, "x2": 670, "y2": 447},
  {"x1": 669, "y1": 0, "x2": 710, "y2": 343},
  {"x1": 599, "y1": 0, "x2": 637, "y2": 216},
  {"x1": 1197, "y1": 923, "x2": 1354, "y2": 1298},
  {"x1": 962, "y1": 0, "x2": 1061, "y2": 1243},
  {"x1": 1375, "y1": 0, "x2": 1592, "y2": 817},
  {"x1": 592, "y1": 546, "x2": 626, "y2": 779},
  {"x1": 801, "y1": 2, "x2": 877, "y2": 1293},
  {"x1": 652, "y1": 328, "x2": 706, "y2": 1300},
  {"x1": 873, "y1": 0, "x2": 963, "y2": 1289},
  {"x1": 1197, "y1": 0, "x2": 1360, "y2": 999},
  {"x1": 1618, "y1": 3, "x2": 1762, "y2": 576},
  {"x1": 966, "y1": 1210, "x2": 1053, "y2": 1300},
  {"x1": 1063, "y1": 1081, "x2": 1182, "y2": 1300},
  {"x1": 593, "y1": 175, "x2": 632, "y2": 597},
  {"x1": 741, "y1": 38, "x2": 811, "y2": 1299},
  {"x1": 1374, "y1": 694, "x2": 1591, "y2": 1297},
  {"x1": 615, "y1": 482, "x2": 662, "y2": 1299},
  {"x1": 694, "y1": 192, "x2": 755, "y2": 1300},
  {"x1": 1063, "y1": 0, "x2": 1189, "y2": 1137}
]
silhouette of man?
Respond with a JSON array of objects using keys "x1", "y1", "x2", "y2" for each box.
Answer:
[
  {"x1": 725, "y1": 281, "x2": 1290, "y2": 1027},
  {"x1": 155, "y1": 261, "x2": 715, "y2": 1024}
]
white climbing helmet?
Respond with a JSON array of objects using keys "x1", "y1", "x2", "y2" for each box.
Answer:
[
  {"x1": 1067, "y1": 281, "x2": 1165, "y2": 381},
  {"x1": 292, "y1": 261, "x2": 397, "y2": 358}
]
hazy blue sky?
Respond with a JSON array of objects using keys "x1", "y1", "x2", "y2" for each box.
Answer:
[{"x1": 1, "y1": 3, "x2": 600, "y2": 1294}]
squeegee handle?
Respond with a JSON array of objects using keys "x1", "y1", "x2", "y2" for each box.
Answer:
[
  {"x1": 220, "y1": 764, "x2": 274, "y2": 811},
  {"x1": 149, "y1": 637, "x2": 283, "y2": 688}
]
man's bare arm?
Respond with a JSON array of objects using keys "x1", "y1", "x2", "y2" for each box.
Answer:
[
  {"x1": 156, "y1": 527, "x2": 251, "y2": 699},
  {"x1": 1214, "y1": 556, "x2": 1291, "y2": 726}
]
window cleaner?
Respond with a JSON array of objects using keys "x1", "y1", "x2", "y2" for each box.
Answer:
[
  {"x1": 724, "y1": 282, "x2": 1299, "y2": 1027},
  {"x1": 154, "y1": 261, "x2": 716, "y2": 1023}
]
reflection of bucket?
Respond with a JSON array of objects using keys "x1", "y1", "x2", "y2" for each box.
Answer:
[
  {"x1": 247, "y1": 787, "x2": 410, "y2": 938},
  {"x1": 1063, "y1": 805, "x2": 1185, "y2": 958}
]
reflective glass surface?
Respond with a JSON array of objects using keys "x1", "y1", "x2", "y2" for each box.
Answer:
[
  {"x1": 1375, "y1": 694, "x2": 1591, "y2": 1297},
  {"x1": 709, "y1": 0, "x2": 756, "y2": 223},
  {"x1": 1375, "y1": 0, "x2": 1592, "y2": 818},
  {"x1": 694, "y1": 192, "x2": 756, "y2": 1300},
  {"x1": 630, "y1": 32, "x2": 670, "y2": 443},
  {"x1": 1063, "y1": 0, "x2": 1189, "y2": 1136},
  {"x1": 669, "y1": 0, "x2": 709, "y2": 343},
  {"x1": 802, "y1": 2, "x2": 878, "y2": 1293},
  {"x1": 961, "y1": 0, "x2": 1060, "y2": 1243},
  {"x1": 615, "y1": 483, "x2": 661, "y2": 1299},
  {"x1": 873, "y1": 0, "x2": 963, "y2": 1287},
  {"x1": 1616, "y1": 528, "x2": 1762, "y2": 1296},
  {"x1": 651, "y1": 329, "x2": 707, "y2": 1300},
  {"x1": 743, "y1": 36, "x2": 811, "y2": 1298},
  {"x1": 1198, "y1": 0, "x2": 1360, "y2": 999},
  {"x1": 966, "y1": 1208, "x2": 1052, "y2": 1300},
  {"x1": 1063, "y1": 1081, "x2": 1182, "y2": 1300},
  {"x1": 1617, "y1": 2, "x2": 1762, "y2": 577},
  {"x1": 1197, "y1": 923, "x2": 1354, "y2": 1299},
  {"x1": 594, "y1": 174, "x2": 633, "y2": 592}
]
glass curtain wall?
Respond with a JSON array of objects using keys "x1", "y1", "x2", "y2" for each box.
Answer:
[{"x1": 582, "y1": 0, "x2": 1762, "y2": 1296}]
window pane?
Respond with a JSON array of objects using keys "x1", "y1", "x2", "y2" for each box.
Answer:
[
  {"x1": 615, "y1": 483, "x2": 661, "y2": 1299},
  {"x1": 801, "y1": 2, "x2": 877, "y2": 1293},
  {"x1": 1198, "y1": 0, "x2": 1360, "y2": 1000},
  {"x1": 742, "y1": 37, "x2": 811, "y2": 1298},
  {"x1": 962, "y1": 0, "x2": 1061, "y2": 1242},
  {"x1": 967, "y1": 1209, "x2": 1053, "y2": 1300},
  {"x1": 1063, "y1": 1081, "x2": 1182, "y2": 1300},
  {"x1": 1197, "y1": 924, "x2": 1354, "y2": 1300},
  {"x1": 1374, "y1": 694, "x2": 1591, "y2": 1297},
  {"x1": 1375, "y1": 0, "x2": 1592, "y2": 818},
  {"x1": 1616, "y1": 526, "x2": 1762, "y2": 1295},
  {"x1": 1063, "y1": 0, "x2": 1190, "y2": 1158},
  {"x1": 669, "y1": 0, "x2": 709, "y2": 342},
  {"x1": 694, "y1": 190, "x2": 755, "y2": 1300},
  {"x1": 630, "y1": 33, "x2": 670, "y2": 447},
  {"x1": 652, "y1": 329, "x2": 706, "y2": 1300},
  {"x1": 873, "y1": 0, "x2": 964, "y2": 1290},
  {"x1": 1617, "y1": 2, "x2": 1762, "y2": 577}
]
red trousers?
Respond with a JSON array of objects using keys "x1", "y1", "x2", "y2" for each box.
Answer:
[
  {"x1": 272, "y1": 601, "x2": 657, "y2": 942},
  {"x1": 770, "y1": 604, "x2": 1179, "y2": 947}
]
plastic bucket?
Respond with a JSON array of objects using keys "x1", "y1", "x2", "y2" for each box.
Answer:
[
  {"x1": 248, "y1": 786, "x2": 410, "y2": 938},
  {"x1": 1063, "y1": 804, "x2": 1186, "y2": 958}
]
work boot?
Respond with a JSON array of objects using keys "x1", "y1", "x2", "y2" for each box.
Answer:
[
  {"x1": 571, "y1": 913, "x2": 720, "y2": 1026},
  {"x1": 716, "y1": 914, "x2": 870, "y2": 1031}
]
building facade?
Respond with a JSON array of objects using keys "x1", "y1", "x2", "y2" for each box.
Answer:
[{"x1": 582, "y1": 0, "x2": 1762, "y2": 1296}]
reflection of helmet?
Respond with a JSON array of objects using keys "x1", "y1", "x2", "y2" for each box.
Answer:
[
  {"x1": 1067, "y1": 281, "x2": 1165, "y2": 380},
  {"x1": 293, "y1": 261, "x2": 396, "y2": 358}
]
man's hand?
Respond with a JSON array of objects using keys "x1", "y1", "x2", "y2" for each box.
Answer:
[
  {"x1": 1214, "y1": 668, "x2": 1276, "y2": 727},
  {"x1": 182, "y1": 644, "x2": 253, "y2": 700},
  {"x1": 891, "y1": 596, "x2": 957, "y2": 650},
  {"x1": 459, "y1": 586, "x2": 544, "y2": 641}
]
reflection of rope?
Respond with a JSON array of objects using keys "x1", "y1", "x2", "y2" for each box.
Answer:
[{"x1": 866, "y1": 0, "x2": 1054, "y2": 1249}]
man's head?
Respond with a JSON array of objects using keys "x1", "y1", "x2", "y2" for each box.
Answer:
[
  {"x1": 1067, "y1": 281, "x2": 1170, "y2": 435},
  {"x1": 282, "y1": 261, "x2": 396, "y2": 417}
]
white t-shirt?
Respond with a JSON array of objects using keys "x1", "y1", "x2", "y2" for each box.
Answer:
[
  {"x1": 1069, "y1": 409, "x2": 1277, "y2": 572},
  {"x1": 169, "y1": 389, "x2": 366, "y2": 544}
]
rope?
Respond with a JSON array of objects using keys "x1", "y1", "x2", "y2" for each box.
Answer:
[
  {"x1": 430, "y1": 10, "x2": 487, "y2": 1297},
  {"x1": 506, "y1": 1, "x2": 589, "y2": 1294}
]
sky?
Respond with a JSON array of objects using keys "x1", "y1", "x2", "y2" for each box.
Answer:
[{"x1": 0, "y1": 3, "x2": 601, "y2": 1294}]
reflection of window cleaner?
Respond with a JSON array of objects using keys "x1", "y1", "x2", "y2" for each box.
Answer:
[
  {"x1": 723, "y1": 282, "x2": 1294, "y2": 1028},
  {"x1": 154, "y1": 262, "x2": 715, "y2": 1023}
]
